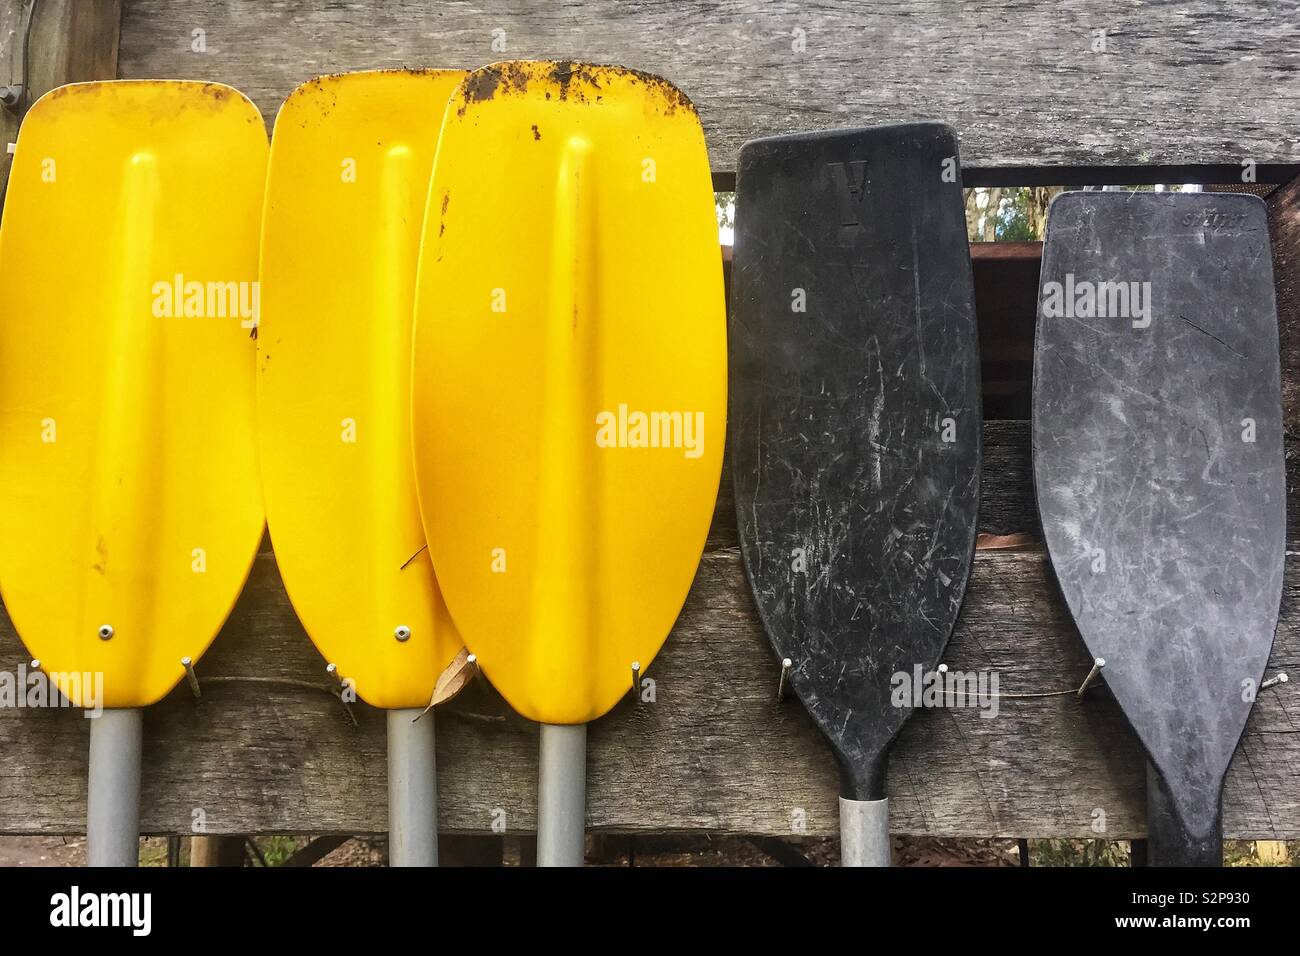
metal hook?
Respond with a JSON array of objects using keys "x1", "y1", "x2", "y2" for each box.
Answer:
[
  {"x1": 1076, "y1": 657, "x2": 1106, "y2": 698},
  {"x1": 324, "y1": 663, "x2": 358, "y2": 726},
  {"x1": 466, "y1": 653, "x2": 487, "y2": 688},
  {"x1": 181, "y1": 656, "x2": 201, "y2": 700},
  {"x1": 777, "y1": 658, "x2": 793, "y2": 701},
  {"x1": 1261, "y1": 671, "x2": 1289, "y2": 692},
  {"x1": 325, "y1": 662, "x2": 346, "y2": 690}
]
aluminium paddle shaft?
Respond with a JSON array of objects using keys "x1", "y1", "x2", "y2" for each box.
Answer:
[
  {"x1": 538, "y1": 723, "x2": 587, "y2": 866},
  {"x1": 730, "y1": 122, "x2": 981, "y2": 867},
  {"x1": 840, "y1": 798, "x2": 890, "y2": 867},
  {"x1": 257, "y1": 71, "x2": 471, "y2": 868},
  {"x1": 387, "y1": 710, "x2": 437, "y2": 866},
  {"x1": 410, "y1": 62, "x2": 726, "y2": 868},
  {"x1": 0, "y1": 81, "x2": 269, "y2": 872},
  {"x1": 87, "y1": 708, "x2": 143, "y2": 867}
]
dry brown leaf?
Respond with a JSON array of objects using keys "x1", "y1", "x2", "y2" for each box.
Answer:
[
  {"x1": 431, "y1": 646, "x2": 475, "y2": 705},
  {"x1": 414, "y1": 647, "x2": 476, "y2": 719}
]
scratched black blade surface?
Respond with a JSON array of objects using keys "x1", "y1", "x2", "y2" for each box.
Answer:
[
  {"x1": 729, "y1": 123, "x2": 982, "y2": 800},
  {"x1": 1033, "y1": 192, "x2": 1284, "y2": 860}
]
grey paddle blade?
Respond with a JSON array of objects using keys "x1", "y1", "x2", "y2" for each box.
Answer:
[
  {"x1": 730, "y1": 123, "x2": 982, "y2": 800},
  {"x1": 1033, "y1": 191, "x2": 1284, "y2": 866}
]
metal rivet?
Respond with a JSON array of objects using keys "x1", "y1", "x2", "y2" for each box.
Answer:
[
  {"x1": 394, "y1": 625, "x2": 411, "y2": 642},
  {"x1": 97, "y1": 624, "x2": 114, "y2": 640}
]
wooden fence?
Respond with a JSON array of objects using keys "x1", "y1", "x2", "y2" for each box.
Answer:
[{"x1": 0, "y1": 0, "x2": 1295, "y2": 840}]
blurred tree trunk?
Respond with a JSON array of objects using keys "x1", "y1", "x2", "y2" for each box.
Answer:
[
  {"x1": 1027, "y1": 186, "x2": 1064, "y2": 239},
  {"x1": 964, "y1": 189, "x2": 981, "y2": 239},
  {"x1": 983, "y1": 188, "x2": 1003, "y2": 240},
  {"x1": 965, "y1": 187, "x2": 1006, "y2": 241}
]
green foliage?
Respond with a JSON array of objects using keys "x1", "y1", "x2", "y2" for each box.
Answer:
[
  {"x1": 994, "y1": 189, "x2": 1037, "y2": 242},
  {"x1": 1025, "y1": 839, "x2": 1132, "y2": 867},
  {"x1": 254, "y1": 835, "x2": 302, "y2": 866},
  {"x1": 716, "y1": 191, "x2": 735, "y2": 233}
]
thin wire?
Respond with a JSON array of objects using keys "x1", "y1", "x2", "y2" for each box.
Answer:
[
  {"x1": 930, "y1": 681, "x2": 1094, "y2": 702},
  {"x1": 20, "y1": 0, "x2": 39, "y2": 115},
  {"x1": 978, "y1": 688, "x2": 1079, "y2": 700},
  {"x1": 195, "y1": 675, "x2": 359, "y2": 726}
]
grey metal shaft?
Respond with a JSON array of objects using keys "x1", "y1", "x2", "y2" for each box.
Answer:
[
  {"x1": 537, "y1": 722, "x2": 586, "y2": 867},
  {"x1": 840, "y1": 796, "x2": 891, "y2": 867},
  {"x1": 387, "y1": 708, "x2": 437, "y2": 866},
  {"x1": 87, "y1": 707, "x2": 143, "y2": 867}
]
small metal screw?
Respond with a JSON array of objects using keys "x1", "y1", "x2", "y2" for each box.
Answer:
[
  {"x1": 97, "y1": 624, "x2": 114, "y2": 640},
  {"x1": 394, "y1": 625, "x2": 411, "y2": 642}
]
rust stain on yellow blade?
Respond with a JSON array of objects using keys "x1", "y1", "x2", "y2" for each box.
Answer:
[{"x1": 411, "y1": 62, "x2": 726, "y2": 724}]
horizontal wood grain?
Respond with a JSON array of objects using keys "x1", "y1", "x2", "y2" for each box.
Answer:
[
  {"x1": 3, "y1": 0, "x2": 1296, "y2": 841},
  {"x1": 0, "y1": 421, "x2": 1294, "y2": 838},
  {"x1": 117, "y1": 0, "x2": 1300, "y2": 173}
]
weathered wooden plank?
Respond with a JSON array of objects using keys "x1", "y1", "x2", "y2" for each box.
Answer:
[
  {"x1": 0, "y1": 4, "x2": 23, "y2": 185},
  {"x1": 117, "y1": 0, "x2": 1300, "y2": 172},
  {"x1": 1268, "y1": 174, "x2": 1300, "y2": 429},
  {"x1": 0, "y1": 421, "x2": 1294, "y2": 838},
  {"x1": 0, "y1": 0, "x2": 26, "y2": 197},
  {"x1": 0, "y1": 0, "x2": 120, "y2": 199}
]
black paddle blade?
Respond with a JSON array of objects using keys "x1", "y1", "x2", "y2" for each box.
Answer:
[
  {"x1": 730, "y1": 123, "x2": 982, "y2": 800},
  {"x1": 1033, "y1": 192, "x2": 1284, "y2": 865}
]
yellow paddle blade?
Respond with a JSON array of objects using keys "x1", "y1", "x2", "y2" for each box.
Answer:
[
  {"x1": 411, "y1": 62, "x2": 726, "y2": 724},
  {"x1": 258, "y1": 70, "x2": 466, "y2": 709},
  {"x1": 0, "y1": 81, "x2": 267, "y2": 708}
]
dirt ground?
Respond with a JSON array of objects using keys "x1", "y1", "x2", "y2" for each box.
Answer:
[
  {"x1": 0, "y1": 834, "x2": 1289, "y2": 867},
  {"x1": 0, "y1": 836, "x2": 88, "y2": 867},
  {"x1": 0, "y1": 834, "x2": 1192, "y2": 866}
]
